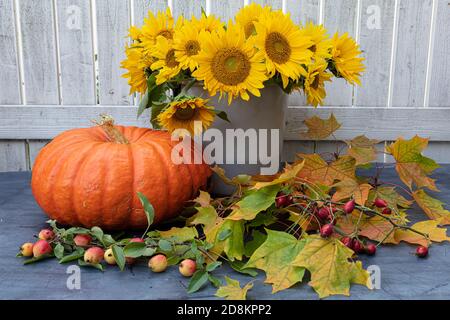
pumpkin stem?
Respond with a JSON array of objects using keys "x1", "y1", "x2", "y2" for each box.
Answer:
[{"x1": 93, "y1": 114, "x2": 129, "y2": 144}]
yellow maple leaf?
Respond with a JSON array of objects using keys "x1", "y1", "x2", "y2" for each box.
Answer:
[
  {"x1": 386, "y1": 136, "x2": 440, "y2": 191},
  {"x1": 253, "y1": 161, "x2": 304, "y2": 190},
  {"x1": 413, "y1": 190, "x2": 450, "y2": 225},
  {"x1": 332, "y1": 179, "x2": 372, "y2": 205},
  {"x1": 297, "y1": 154, "x2": 356, "y2": 186},
  {"x1": 345, "y1": 135, "x2": 380, "y2": 165},
  {"x1": 303, "y1": 114, "x2": 341, "y2": 140},
  {"x1": 244, "y1": 230, "x2": 306, "y2": 293},
  {"x1": 215, "y1": 277, "x2": 253, "y2": 300},
  {"x1": 394, "y1": 220, "x2": 450, "y2": 247},
  {"x1": 292, "y1": 235, "x2": 371, "y2": 298}
]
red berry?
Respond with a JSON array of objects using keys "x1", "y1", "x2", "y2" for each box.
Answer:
[
  {"x1": 343, "y1": 200, "x2": 356, "y2": 214},
  {"x1": 416, "y1": 246, "x2": 428, "y2": 258},
  {"x1": 374, "y1": 198, "x2": 388, "y2": 208},
  {"x1": 317, "y1": 207, "x2": 331, "y2": 220},
  {"x1": 352, "y1": 239, "x2": 364, "y2": 253},
  {"x1": 320, "y1": 224, "x2": 334, "y2": 238},
  {"x1": 275, "y1": 193, "x2": 293, "y2": 208},
  {"x1": 382, "y1": 207, "x2": 392, "y2": 215},
  {"x1": 341, "y1": 237, "x2": 353, "y2": 249},
  {"x1": 365, "y1": 243, "x2": 377, "y2": 256}
]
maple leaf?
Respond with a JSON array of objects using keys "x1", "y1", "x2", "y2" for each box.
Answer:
[
  {"x1": 244, "y1": 230, "x2": 306, "y2": 293},
  {"x1": 252, "y1": 161, "x2": 304, "y2": 190},
  {"x1": 158, "y1": 227, "x2": 198, "y2": 242},
  {"x1": 413, "y1": 190, "x2": 450, "y2": 225},
  {"x1": 297, "y1": 154, "x2": 356, "y2": 187},
  {"x1": 303, "y1": 114, "x2": 341, "y2": 140},
  {"x1": 394, "y1": 220, "x2": 450, "y2": 247},
  {"x1": 386, "y1": 136, "x2": 440, "y2": 191},
  {"x1": 292, "y1": 235, "x2": 370, "y2": 298},
  {"x1": 215, "y1": 277, "x2": 254, "y2": 300},
  {"x1": 227, "y1": 185, "x2": 280, "y2": 221},
  {"x1": 193, "y1": 190, "x2": 211, "y2": 208},
  {"x1": 332, "y1": 179, "x2": 372, "y2": 205},
  {"x1": 368, "y1": 187, "x2": 412, "y2": 209},
  {"x1": 345, "y1": 135, "x2": 380, "y2": 165}
]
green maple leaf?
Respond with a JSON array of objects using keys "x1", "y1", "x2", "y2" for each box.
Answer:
[
  {"x1": 413, "y1": 190, "x2": 450, "y2": 225},
  {"x1": 215, "y1": 277, "x2": 254, "y2": 300},
  {"x1": 158, "y1": 227, "x2": 198, "y2": 242},
  {"x1": 244, "y1": 230, "x2": 306, "y2": 293}
]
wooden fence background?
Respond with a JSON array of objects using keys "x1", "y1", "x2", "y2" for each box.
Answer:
[{"x1": 0, "y1": 0, "x2": 449, "y2": 171}]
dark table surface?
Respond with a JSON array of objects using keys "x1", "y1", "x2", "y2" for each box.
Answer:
[{"x1": 1, "y1": 166, "x2": 450, "y2": 300}]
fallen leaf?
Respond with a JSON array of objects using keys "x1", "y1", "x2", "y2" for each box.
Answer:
[
  {"x1": 394, "y1": 220, "x2": 450, "y2": 247},
  {"x1": 368, "y1": 187, "x2": 412, "y2": 209},
  {"x1": 253, "y1": 161, "x2": 304, "y2": 190},
  {"x1": 215, "y1": 277, "x2": 253, "y2": 300},
  {"x1": 158, "y1": 227, "x2": 198, "y2": 242},
  {"x1": 304, "y1": 114, "x2": 341, "y2": 140},
  {"x1": 386, "y1": 136, "x2": 440, "y2": 191},
  {"x1": 244, "y1": 230, "x2": 306, "y2": 293},
  {"x1": 219, "y1": 220, "x2": 245, "y2": 261},
  {"x1": 292, "y1": 235, "x2": 370, "y2": 298},
  {"x1": 332, "y1": 179, "x2": 372, "y2": 205},
  {"x1": 413, "y1": 189, "x2": 450, "y2": 225},
  {"x1": 345, "y1": 135, "x2": 380, "y2": 165}
]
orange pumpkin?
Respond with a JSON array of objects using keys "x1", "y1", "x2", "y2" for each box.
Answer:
[{"x1": 31, "y1": 118, "x2": 211, "y2": 230}]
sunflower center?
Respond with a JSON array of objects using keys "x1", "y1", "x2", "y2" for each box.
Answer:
[
  {"x1": 174, "y1": 107, "x2": 196, "y2": 120},
  {"x1": 157, "y1": 29, "x2": 174, "y2": 40},
  {"x1": 265, "y1": 32, "x2": 291, "y2": 64},
  {"x1": 244, "y1": 21, "x2": 257, "y2": 38},
  {"x1": 211, "y1": 48, "x2": 251, "y2": 86},
  {"x1": 185, "y1": 40, "x2": 200, "y2": 56},
  {"x1": 165, "y1": 49, "x2": 179, "y2": 68}
]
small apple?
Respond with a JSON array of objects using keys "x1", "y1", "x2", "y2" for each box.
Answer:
[
  {"x1": 20, "y1": 243, "x2": 34, "y2": 257},
  {"x1": 74, "y1": 234, "x2": 92, "y2": 247},
  {"x1": 148, "y1": 254, "x2": 168, "y2": 273},
  {"x1": 179, "y1": 259, "x2": 196, "y2": 277},
  {"x1": 84, "y1": 247, "x2": 104, "y2": 264},
  {"x1": 38, "y1": 229, "x2": 55, "y2": 240},
  {"x1": 104, "y1": 248, "x2": 116, "y2": 265},
  {"x1": 130, "y1": 238, "x2": 144, "y2": 243},
  {"x1": 33, "y1": 240, "x2": 52, "y2": 258}
]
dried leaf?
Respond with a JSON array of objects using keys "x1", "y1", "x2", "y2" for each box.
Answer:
[
  {"x1": 394, "y1": 220, "x2": 450, "y2": 247},
  {"x1": 215, "y1": 277, "x2": 253, "y2": 300},
  {"x1": 304, "y1": 114, "x2": 341, "y2": 140},
  {"x1": 386, "y1": 136, "x2": 440, "y2": 191},
  {"x1": 345, "y1": 135, "x2": 380, "y2": 165},
  {"x1": 253, "y1": 161, "x2": 304, "y2": 190},
  {"x1": 413, "y1": 190, "x2": 450, "y2": 225},
  {"x1": 332, "y1": 179, "x2": 372, "y2": 205}
]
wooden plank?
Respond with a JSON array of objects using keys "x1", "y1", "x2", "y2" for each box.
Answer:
[
  {"x1": 0, "y1": 0, "x2": 21, "y2": 104},
  {"x1": 173, "y1": 0, "x2": 206, "y2": 19},
  {"x1": 429, "y1": 0, "x2": 450, "y2": 107},
  {"x1": 0, "y1": 141, "x2": 27, "y2": 172},
  {"x1": 1, "y1": 105, "x2": 450, "y2": 141},
  {"x1": 322, "y1": 0, "x2": 357, "y2": 107},
  {"x1": 96, "y1": 0, "x2": 132, "y2": 105},
  {"x1": 28, "y1": 140, "x2": 50, "y2": 169},
  {"x1": 355, "y1": 0, "x2": 396, "y2": 107},
  {"x1": 133, "y1": 0, "x2": 167, "y2": 26},
  {"x1": 285, "y1": 0, "x2": 319, "y2": 106},
  {"x1": 392, "y1": 0, "x2": 432, "y2": 107},
  {"x1": 209, "y1": 0, "x2": 244, "y2": 21},
  {"x1": 57, "y1": 0, "x2": 95, "y2": 105},
  {"x1": 249, "y1": 0, "x2": 282, "y2": 10},
  {"x1": 19, "y1": 0, "x2": 59, "y2": 104}
]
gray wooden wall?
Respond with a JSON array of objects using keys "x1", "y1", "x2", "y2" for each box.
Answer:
[{"x1": 0, "y1": 0, "x2": 449, "y2": 172}]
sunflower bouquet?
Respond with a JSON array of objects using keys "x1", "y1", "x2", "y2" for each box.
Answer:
[{"x1": 121, "y1": 4, "x2": 365, "y2": 136}]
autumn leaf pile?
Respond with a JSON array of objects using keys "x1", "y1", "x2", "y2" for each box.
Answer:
[{"x1": 18, "y1": 114, "x2": 450, "y2": 300}]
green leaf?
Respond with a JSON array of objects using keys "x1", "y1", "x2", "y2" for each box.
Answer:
[
  {"x1": 59, "y1": 249, "x2": 85, "y2": 264},
  {"x1": 23, "y1": 254, "x2": 53, "y2": 265},
  {"x1": 206, "y1": 261, "x2": 222, "y2": 272},
  {"x1": 78, "y1": 259, "x2": 104, "y2": 271},
  {"x1": 187, "y1": 270, "x2": 209, "y2": 294},
  {"x1": 137, "y1": 90, "x2": 149, "y2": 118},
  {"x1": 215, "y1": 110, "x2": 231, "y2": 123},
  {"x1": 123, "y1": 242, "x2": 147, "y2": 258},
  {"x1": 244, "y1": 230, "x2": 267, "y2": 257},
  {"x1": 215, "y1": 277, "x2": 253, "y2": 300},
  {"x1": 217, "y1": 228, "x2": 232, "y2": 241},
  {"x1": 90, "y1": 227, "x2": 104, "y2": 243},
  {"x1": 150, "y1": 102, "x2": 167, "y2": 129},
  {"x1": 227, "y1": 185, "x2": 280, "y2": 221},
  {"x1": 137, "y1": 192, "x2": 155, "y2": 237},
  {"x1": 208, "y1": 274, "x2": 222, "y2": 288},
  {"x1": 219, "y1": 220, "x2": 245, "y2": 261},
  {"x1": 158, "y1": 227, "x2": 198, "y2": 242},
  {"x1": 54, "y1": 243, "x2": 64, "y2": 259},
  {"x1": 102, "y1": 234, "x2": 116, "y2": 247},
  {"x1": 112, "y1": 245, "x2": 126, "y2": 271},
  {"x1": 158, "y1": 239, "x2": 172, "y2": 252},
  {"x1": 229, "y1": 261, "x2": 258, "y2": 277}
]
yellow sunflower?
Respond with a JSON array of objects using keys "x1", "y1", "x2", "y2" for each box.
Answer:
[
  {"x1": 301, "y1": 22, "x2": 332, "y2": 61},
  {"x1": 303, "y1": 60, "x2": 332, "y2": 107},
  {"x1": 254, "y1": 10, "x2": 313, "y2": 88},
  {"x1": 173, "y1": 19, "x2": 202, "y2": 71},
  {"x1": 235, "y1": 3, "x2": 271, "y2": 38},
  {"x1": 157, "y1": 98, "x2": 216, "y2": 136},
  {"x1": 128, "y1": 26, "x2": 143, "y2": 42},
  {"x1": 331, "y1": 32, "x2": 365, "y2": 85},
  {"x1": 150, "y1": 36, "x2": 182, "y2": 85},
  {"x1": 141, "y1": 8, "x2": 182, "y2": 53},
  {"x1": 192, "y1": 22, "x2": 268, "y2": 104},
  {"x1": 194, "y1": 13, "x2": 224, "y2": 33},
  {"x1": 121, "y1": 45, "x2": 148, "y2": 94}
]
